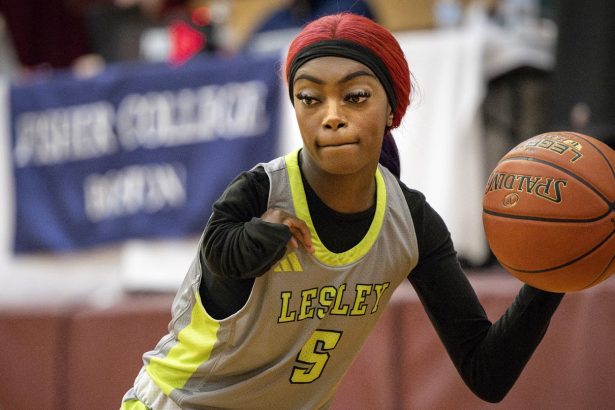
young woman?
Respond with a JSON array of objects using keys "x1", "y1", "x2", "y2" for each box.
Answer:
[{"x1": 121, "y1": 13, "x2": 564, "y2": 410}]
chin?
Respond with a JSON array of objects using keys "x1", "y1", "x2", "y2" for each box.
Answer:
[
  {"x1": 303, "y1": 145, "x2": 376, "y2": 175},
  {"x1": 318, "y1": 153, "x2": 367, "y2": 175}
]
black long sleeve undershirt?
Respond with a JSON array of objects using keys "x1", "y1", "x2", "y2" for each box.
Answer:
[{"x1": 199, "y1": 166, "x2": 564, "y2": 403}]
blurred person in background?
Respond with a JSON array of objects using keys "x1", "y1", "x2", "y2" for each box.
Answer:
[
  {"x1": 0, "y1": 13, "x2": 19, "y2": 80},
  {"x1": 547, "y1": 0, "x2": 615, "y2": 148},
  {"x1": 253, "y1": 0, "x2": 374, "y2": 34},
  {"x1": 80, "y1": 0, "x2": 202, "y2": 63},
  {"x1": 0, "y1": 0, "x2": 210, "y2": 76},
  {"x1": 245, "y1": 0, "x2": 375, "y2": 52},
  {"x1": 0, "y1": 0, "x2": 91, "y2": 70}
]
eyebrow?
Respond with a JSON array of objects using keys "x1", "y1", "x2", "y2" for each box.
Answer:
[{"x1": 293, "y1": 70, "x2": 376, "y2": 85}]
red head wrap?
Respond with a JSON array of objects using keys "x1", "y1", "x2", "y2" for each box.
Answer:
[{"x1": 285, "y1": 13, "x2": 411, "y2": 129}]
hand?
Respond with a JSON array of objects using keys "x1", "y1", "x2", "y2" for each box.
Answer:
[{"x1": 261, "y1": 208, "x2": 314, "y2": 254}]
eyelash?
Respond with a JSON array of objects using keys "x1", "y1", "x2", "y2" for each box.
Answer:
[
  {"x1": 296, "y1": 92, "x2": 317, "y2": 106},
  {"x1": 345, "y1": 90, "x2": 371, "y2": 103},
  {"x1": 295, "y1": 90, "x2": 371, "y2": 106}
]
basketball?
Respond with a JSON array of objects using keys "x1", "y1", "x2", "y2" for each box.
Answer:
[{"x1": 482, "y1": 131, "x2": 615, "y2": 292}]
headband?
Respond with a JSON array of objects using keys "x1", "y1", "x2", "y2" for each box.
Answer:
[{"x1": 287, "y1": 39, "x2": 396, "y2": 112}]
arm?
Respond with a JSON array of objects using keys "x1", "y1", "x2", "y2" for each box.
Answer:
[
  {"x1": 403, "y1": 185, "x2": 564, "y2": 403},
  {"x1": 201, "y1": 168, "x2": 290, "y2": 279},
  {"x1": 199, "y1": 166, "x2": 314, "y2": 320},
  {"x1": 201, "y1": 167, "x2": 313, "y2": 280}
]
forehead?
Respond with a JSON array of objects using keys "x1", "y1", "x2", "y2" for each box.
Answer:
[{"x1": 294, "y1": 56, "x2": 375, "y2": 80}]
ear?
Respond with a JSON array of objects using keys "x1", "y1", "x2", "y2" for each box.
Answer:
[{"x1": 387, "y1": 109, "x2": 394, "y2": 128}]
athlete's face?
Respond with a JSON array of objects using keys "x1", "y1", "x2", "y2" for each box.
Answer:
[{"x1": 292, "y1": 56, "x2": 392, "y2": 176}]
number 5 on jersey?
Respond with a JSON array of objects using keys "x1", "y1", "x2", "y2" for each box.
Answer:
[{"x1": 290, "y1": 329, "x2": 343, "y2": 383}]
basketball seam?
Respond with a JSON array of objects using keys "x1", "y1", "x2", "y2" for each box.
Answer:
[
  {"x1": 500, "y1": 155, "x2": 611, "y2": 205},
  {"x1": 499, "y1": 228, "x2": 615, "y2": 274},
  {"x1": 570, "y1": 132, "x2": 615, "y2": 179},
  {"x1": 482, "y1": 208, "x2": 611, "y2": 223},
  {"x1": 584, "y1": 253, "x2": 615, "y2": 290}
]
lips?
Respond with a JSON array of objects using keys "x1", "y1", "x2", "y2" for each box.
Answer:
[{"x1": 317, "y1": 140, "x2": 359, "y2": 148}]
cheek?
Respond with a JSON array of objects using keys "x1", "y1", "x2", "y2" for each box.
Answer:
[
  {"x1": 359, "y1": 107, "x2": 388, "y2": 136},
  {"x1": 361, "y1": 109, "x2": 388, "y2": 156},
  {"x1": 295, "y1": 109, "x2": 319, "y2": 140}
]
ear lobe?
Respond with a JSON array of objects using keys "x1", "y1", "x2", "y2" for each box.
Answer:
[{"x1": 387, "y1": 113, "x2": 394, "y2": 127}]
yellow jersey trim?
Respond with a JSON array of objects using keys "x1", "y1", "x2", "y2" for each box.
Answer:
[
  {"x1": 273, "y1": 251, "x2": 303, "y2": 272},
  {"x1": 120, "y1": 400, "x2": 149, "y2": 410},
  {"x1": 284, "y1": 150, "x2": 386, "y2": 266},
  {"x1": 145, "y1": 291, "x2": 220, "y2": 395}
]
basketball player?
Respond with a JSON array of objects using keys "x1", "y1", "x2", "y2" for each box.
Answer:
[{"x1": 121, "y1": 13, "x2": 565, "y2": 409}]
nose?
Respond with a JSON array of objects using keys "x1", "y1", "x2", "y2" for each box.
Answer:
[{"x1": 322, "y1": 101, "x2": 347, "y2": 130}]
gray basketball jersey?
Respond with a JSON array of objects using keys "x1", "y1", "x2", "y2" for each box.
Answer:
[{"x1": 133, "y1": 151, "x2": 419, "y2": 409}]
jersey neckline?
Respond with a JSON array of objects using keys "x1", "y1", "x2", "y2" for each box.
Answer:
[{"x1": 284, "y1": 150, "x2": 387, "y2": 266}]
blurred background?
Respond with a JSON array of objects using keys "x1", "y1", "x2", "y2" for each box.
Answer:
[{"x1": 0, "y1": 1, "x2": 614, "y2": 409}]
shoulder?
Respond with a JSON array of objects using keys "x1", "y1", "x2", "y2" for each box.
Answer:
[
  {"x1": 225, "y1": 166, "x2": 269, "y2": 195},
  {"x1": 212, "y1": 166, "x2": 270, "y2": 217},
  {"x1": 396, "y1": 179, "x2": 455, "y2": 257},
  {"x1": 397, "y1": 180, "x2": 429, "y2": 218},
  {"x1": 246, "y1": 165, "x2": 269, "y2": 187},
  {"x1": 220, "y1": 153, "x2": 292, "y2": 211}
]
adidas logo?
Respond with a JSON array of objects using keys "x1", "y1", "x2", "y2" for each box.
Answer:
[{"x1": 273, "y1": 252, "x2": 303, "y2": 272}]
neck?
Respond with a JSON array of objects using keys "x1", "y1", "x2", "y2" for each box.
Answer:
[{"x1": 300, "y1": 153, "x2": 377, "y2": 213}]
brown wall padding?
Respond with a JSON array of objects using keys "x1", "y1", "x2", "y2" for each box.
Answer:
[
  {"x1": 1, "y1": 274, "x2": 615, "y2": 409},
  {"x1": 0, "y1": 308, "x2": 69, "y2": 410},
  {"x1": 65, "y1": 295, "x2": 173, "y2": 410},
  {"x1": 393, "y1": 277, "x2": 615, "y2": 409}
]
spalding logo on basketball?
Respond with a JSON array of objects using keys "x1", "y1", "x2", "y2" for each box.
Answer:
[{"x1": 482, "y1": 131, "x2": 615, "y2": 292}]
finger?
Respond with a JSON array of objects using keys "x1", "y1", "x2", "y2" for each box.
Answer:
[
  {"x1": 261, "y1": 208, "x2": 314, "y2": 253},
  {"x1": 289, "y1": 223, "x2": 314, "y2": 254},
  {"x1": 289, "y1": 236, "x2": 299, "y2": 249},
  {"x1": 299, "y1": 231, "x2": 314, "y2": 253}
]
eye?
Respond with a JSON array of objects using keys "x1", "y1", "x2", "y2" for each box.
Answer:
[
  {"x1": 345, "y1": 90, "x2": 371, "y2": 104},
  {"x1": 296, "y1": 92, "x2": 318, "y2": 106}
]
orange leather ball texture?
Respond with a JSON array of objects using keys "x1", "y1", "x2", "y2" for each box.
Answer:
[{"x1": 482, "y1": 131, "x2": 615, "y2": 292}]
